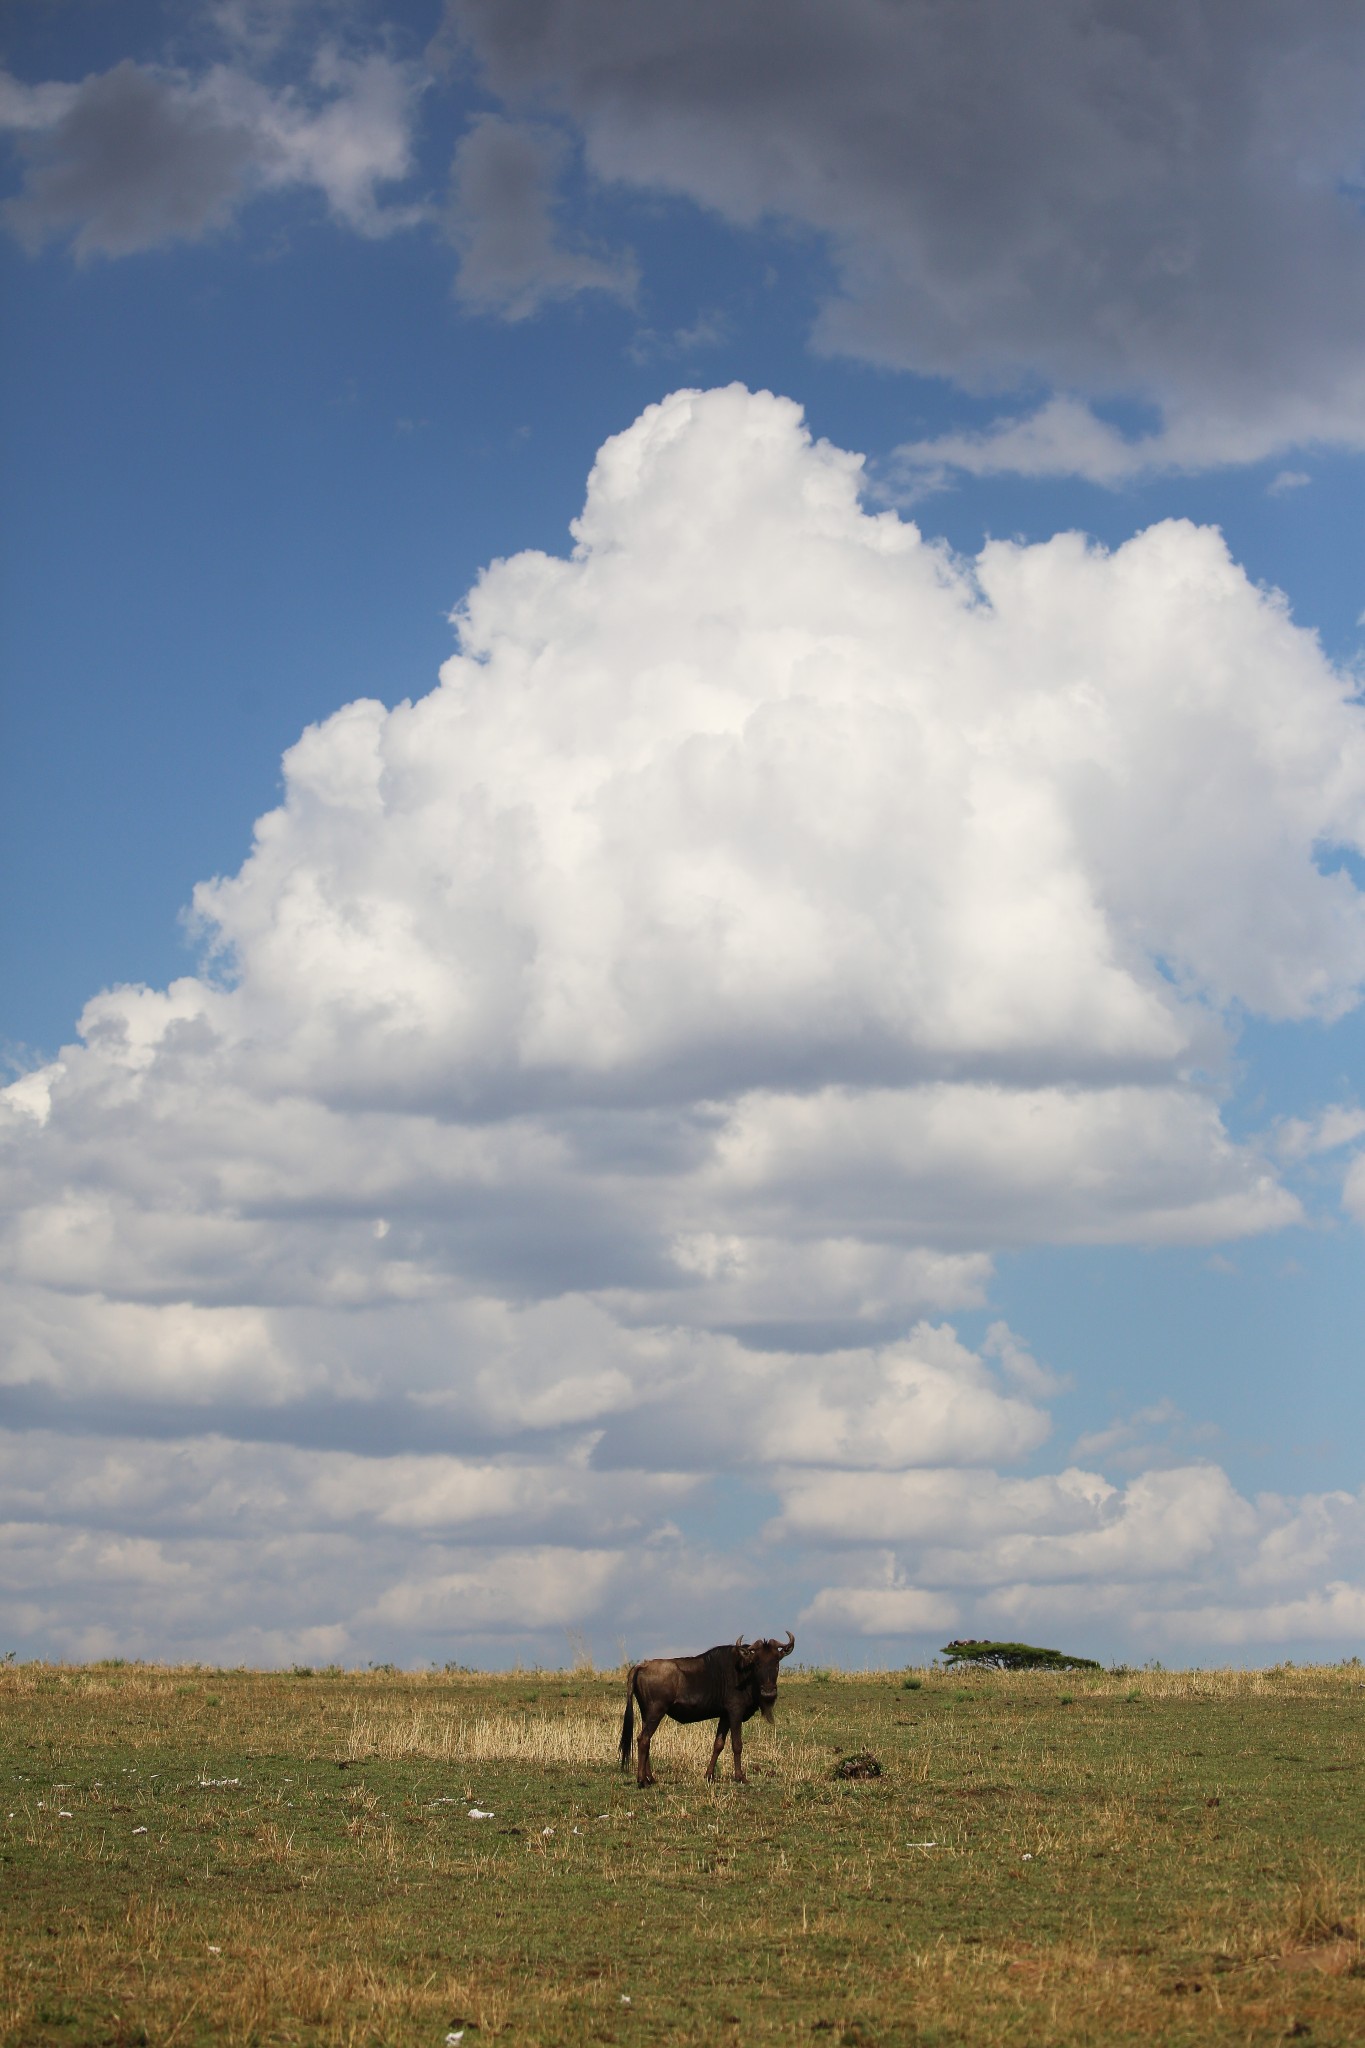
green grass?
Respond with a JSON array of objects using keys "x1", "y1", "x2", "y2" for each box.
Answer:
[{"x1": 3, "y1": 1660, "x2": 1364, "y2": 2044}]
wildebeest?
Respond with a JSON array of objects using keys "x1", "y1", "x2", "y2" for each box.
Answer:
[{"x1": 618, "y1": 1632, "x2": 795, "y2": 1786}]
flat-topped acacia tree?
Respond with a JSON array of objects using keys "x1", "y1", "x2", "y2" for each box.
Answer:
[{"x1": 940, "y1": 1639, "x2": 1103, "y2": 1672}]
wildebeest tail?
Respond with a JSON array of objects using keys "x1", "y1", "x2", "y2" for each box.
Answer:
[{"x1": 619, "y1": 1666, "x2": 640, "y2": 1768}]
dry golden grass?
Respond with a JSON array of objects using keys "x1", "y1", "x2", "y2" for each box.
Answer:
[{"x1": 345, "y1": 1697, "x2": 832, "y2": 1782}]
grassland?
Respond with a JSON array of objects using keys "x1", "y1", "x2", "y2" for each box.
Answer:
[{"x1": 2, "y1": 1659, "x2": 1363, "y2": 2045}]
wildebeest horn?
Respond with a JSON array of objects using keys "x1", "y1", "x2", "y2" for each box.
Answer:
[
  {"x1": 734, "y1": 1634, "x2": 748, "y2": 1654},
  {"x1": 778, "y1": 1631, "x2": 795, "y2": 1658}
]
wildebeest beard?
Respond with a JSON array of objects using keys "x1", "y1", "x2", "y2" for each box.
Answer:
[{"x1": 759, "y1": 1699, "x2": 775, "y2": 1724}]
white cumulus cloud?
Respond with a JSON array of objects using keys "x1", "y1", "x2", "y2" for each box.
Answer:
[
  {"x1": 795, "y1": 1467, "x2": 1365, "y2": 1649},
  {"x1": 3, "y1": 384, "x2": 1365, "y2": 1663}
]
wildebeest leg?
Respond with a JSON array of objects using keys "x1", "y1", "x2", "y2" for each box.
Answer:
[
  {"x1": 705, "y1": 1715, "x2": 728, "y2": 1781},
  {"x1": 730, "y1": 1718, "x2": 746, "y2": 1784},
  {"x1": 636, "y1": 1702, "x2": 667, "y2": 1787}
]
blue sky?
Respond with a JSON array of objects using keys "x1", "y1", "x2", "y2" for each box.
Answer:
[{"x1": 3, "y1": 0, "x2": 1365, "y2": 1669}]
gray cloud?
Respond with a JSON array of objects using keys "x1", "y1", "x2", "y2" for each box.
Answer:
[
  {"x1": 3, "y1": 60, "x2": 257, "y2": 255},
  {"x1": 448, "y1": 0, "x2": 1365, "y2": 473},
  {"x1": 0, "y1": 48, "x2": 425, "y2": 257},
  {"x1": 447, "y1": 113, "x2": 637, "y2": 317}
]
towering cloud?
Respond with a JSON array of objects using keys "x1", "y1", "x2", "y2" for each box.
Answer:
[{"x1": 4, "y1": 386, "x2": 1365, "y2": 1663}]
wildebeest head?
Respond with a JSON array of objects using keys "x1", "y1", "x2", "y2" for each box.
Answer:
[{"x1": 735, "y1": 1631, "x2": 795, "y2": 1721}]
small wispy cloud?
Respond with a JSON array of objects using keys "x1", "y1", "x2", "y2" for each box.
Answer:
[
  {"x1": 628, "y1": 308, "x2": 730, "y2": 365},
  {"x1": 1071, "y1": 1400, "x2": 1220, "y2": 1472},
  {"x1": 1274, "y1": 1103, "x2": 1365, "y2": 1161}
]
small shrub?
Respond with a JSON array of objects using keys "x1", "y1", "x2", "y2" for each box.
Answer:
[{"x1": 901, "y1": 1676, "x2": 922, "y2": 1691}]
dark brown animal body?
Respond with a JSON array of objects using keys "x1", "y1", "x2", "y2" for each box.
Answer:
[{"x1": 618, "y1": 1633, "x2": 795, "y2": 1785}]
